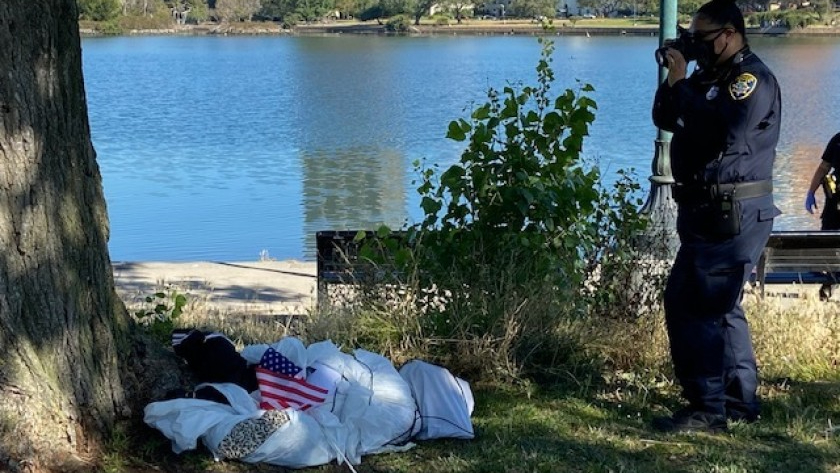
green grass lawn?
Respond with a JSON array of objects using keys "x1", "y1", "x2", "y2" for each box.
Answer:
[
  {"x1": 567, "y1": 17, "x2": 660, "y2": 27},
  {"x1": 112, "y1": 378, "x2": 840, "y2": 473}
]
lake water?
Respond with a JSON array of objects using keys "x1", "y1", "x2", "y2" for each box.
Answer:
[{"x1": 81, "y1": 34, "x2": 840, "y2": 262}]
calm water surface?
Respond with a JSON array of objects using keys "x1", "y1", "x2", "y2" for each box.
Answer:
[{"x1": 81, "y1": 35, "x2": 840, "y2": 261}]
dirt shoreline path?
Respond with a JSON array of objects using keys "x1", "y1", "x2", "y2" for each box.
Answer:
[{"x1": 112, "y1": 260, "x2": 317, "y2": 315}]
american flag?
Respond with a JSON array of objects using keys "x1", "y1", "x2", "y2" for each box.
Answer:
[{"x1": 256, "y1": 347, "x2": 329, "y2": 411}]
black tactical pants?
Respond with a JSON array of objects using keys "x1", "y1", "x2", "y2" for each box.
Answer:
[{"x1": 664, "y1": 196, "x2": 777, "y2": 420}]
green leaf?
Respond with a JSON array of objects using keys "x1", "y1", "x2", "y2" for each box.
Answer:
[
  {"x1": 521, "y1": 188, "x2": 535, "y2": 205},
  {"x1": 524, "y1": 110, "x2": 540, "y2": 126},
  {"x1": 394, "y1": 248, "x2": 411, "y2": 268},
  {"x1": 376, "y1": 225, "x2": 392, "y2": 238},
  {"x1": 353, "y1": 230, "x2": 368, "y2": 242},
  {"x1": 446, "y1": 120, "x2": 466, "y2": 141},
  {"x1": 578, "y1": 96, "x2": 598, "y2": 110},
  {"x1": 501, "y1": 99, "x2": 518, "y2": 119},
  {"x1": 421, "y1": 196, "x2": 442, "y2": 216},
  {"x1": 472, "y1": 104, "x2": 491, "y2": 120}
]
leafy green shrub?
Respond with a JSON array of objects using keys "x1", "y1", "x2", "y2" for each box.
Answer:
[
  {"x1": 386, "y1": 15, "x2": 411, "y2": 32},
  {"x1": 185, "y1": 3, "x2": 211, "y2": 24},
  {"x1": 432, "y1": 14, "x2": 452, "y2": 25},
  {"x1": 77, "y1": 0, "x2": 121, "y2": 21},
  {"x1": 411, "y1": 38, "x2": 623, "y2": 291},
  {"x1": 134, "y1": 290, "x2": 187, "y2": 344},
  {"x1": 359, "y1": 5, "x2": 385, "y2": 21},
  {"x1": 785, "y1": 12, "x2": 817, "y2": 28},
  {"x1": 282, "y1": 13, "x2": 302, "y2": 28},
  {"x1": 98, "y1": 20, "x2": 125, "y2": 35}
]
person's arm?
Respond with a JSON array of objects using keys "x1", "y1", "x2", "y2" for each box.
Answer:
[
  {"x1": 716, "y1": 66, "x2": 779, "y2": 166},
  {"x1": 806, "y1": 160, "x2": 831, "y2": 214},
  {"x1": 652, "y1": 48, "x2": 690, "y2": 132},
  {"x1": 808, "y1": 161, "x2": 831, "y2": 195},
  {"x1": 652, "y1": 82, "x2": 679, "y2": 131}
]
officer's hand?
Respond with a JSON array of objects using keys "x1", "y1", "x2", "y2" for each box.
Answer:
[
  {"x1": 805, "y1": 191, "x2": 818, "y2": 214},
  {"x1": 665, "y1": 49, "x2": 687, "y2": 86}
]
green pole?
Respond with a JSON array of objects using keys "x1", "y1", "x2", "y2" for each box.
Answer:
[
  {"x1": 658, "y1": 0, "x2": 679, "y2": 88},
  {"x1": 638, "y1": 0, "x2": 679, "y2": 258},
  {"x1": 654, "y1": 0, "x2": 677, "y2": 164}
]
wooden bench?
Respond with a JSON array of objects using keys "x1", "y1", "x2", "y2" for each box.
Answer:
[
  {"x1": 754, "y1": 230, "x2": 840, "y2": 297},
  {"x1": 315, "y1": 230, "x2": 408, "y2": 304}
]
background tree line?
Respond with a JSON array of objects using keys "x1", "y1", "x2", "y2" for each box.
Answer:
[
  {"x1": 78, "y1": 0, "x2": 571, "y2": 27},
  {"x1": 78, "y1": 0, "x2": 839, "y2": 29},
  {"x1": 575, "y1": 0, "x2": 836, "y2": 23}
]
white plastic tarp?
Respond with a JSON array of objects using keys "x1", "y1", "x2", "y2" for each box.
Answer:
[
  {"x1": 144, "y1": 338, "x2": 421, "y2": 469},
  {"x1": 399, "y1": 359, "x2": 475, "y2": 440}
]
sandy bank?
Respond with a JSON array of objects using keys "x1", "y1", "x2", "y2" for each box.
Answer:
[{"x1": 112, "y1": 260, "x2": 317, "y2": 315}]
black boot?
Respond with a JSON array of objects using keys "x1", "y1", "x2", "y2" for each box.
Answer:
[{"x1": 653, "y1": 408, "x2": 728, "y2": 434}]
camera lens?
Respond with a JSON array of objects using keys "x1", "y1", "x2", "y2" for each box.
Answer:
[{"x1": 655, "y1": 47, "x2": 669, "y2": 67}]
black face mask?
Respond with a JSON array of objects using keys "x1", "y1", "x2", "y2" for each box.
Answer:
[{"x1": 694, "y1": 29, "x2": 727, "y2": 69}]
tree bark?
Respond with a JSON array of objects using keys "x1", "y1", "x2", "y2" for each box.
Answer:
[{"x1": 0, "y1": 2, "x2": 180, "y2": 471}]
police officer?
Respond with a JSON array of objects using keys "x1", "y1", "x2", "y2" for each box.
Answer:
[
  {"x1": 651, "y1": 0, "x2": 782, "y2": 433},
  {"x1": 804, "y1": 133, "x2": 840, "y2": 300}
]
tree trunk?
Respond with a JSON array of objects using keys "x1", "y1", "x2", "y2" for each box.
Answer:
[{"x1": 0, "y1": 2, "x2": 181, "y2": 471}]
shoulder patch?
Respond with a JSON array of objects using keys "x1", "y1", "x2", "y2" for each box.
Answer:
[{"x1": 729, "y1": 72, "x2": 758, "y2": 100}]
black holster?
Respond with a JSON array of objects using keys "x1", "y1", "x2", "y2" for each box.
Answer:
[
  {"x1": 711, "y1": 191, "x2": 741, "y2": 237},
  {"x1": 673, "y1": 180, "x2": 772, "y2": 238}
]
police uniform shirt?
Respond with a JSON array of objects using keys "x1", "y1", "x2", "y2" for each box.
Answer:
[
  {"x1": 820, "y1": 132, "x2": 840, "y2": 176},
  {"x1": 819, "y1": 132, "x2": 840, "y2": 226},
  {"x1": 652, "y1": 47, "x2": 782, "y2": 189}
]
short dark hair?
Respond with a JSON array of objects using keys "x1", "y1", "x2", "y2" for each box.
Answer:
[{"x1": 697, "y1": 0, "x2": 746, "y2": 38}]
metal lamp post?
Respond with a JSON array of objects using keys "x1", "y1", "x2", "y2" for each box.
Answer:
[
  {"x1": 638, "y1": 0, "x2": 679, "y2": 260},
  {"x1": 622, "y1": 0, "x2": 679, "y2": 314}
]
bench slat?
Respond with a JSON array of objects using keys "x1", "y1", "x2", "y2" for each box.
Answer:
[{"x1": 757, "y1": 230, "x2": 840, "y2": 297}]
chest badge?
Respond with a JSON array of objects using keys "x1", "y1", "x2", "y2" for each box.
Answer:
[
  {"x1": 706, "y1": 86, "x2": 719, "y2": 100},
  {"x1": 729, "y1": 72, "x2": 758, "y2": 100}
]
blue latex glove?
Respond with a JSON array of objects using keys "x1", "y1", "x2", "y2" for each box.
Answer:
[{"x1": 805, "y1": 191, "x2": 818, "y2": 214}]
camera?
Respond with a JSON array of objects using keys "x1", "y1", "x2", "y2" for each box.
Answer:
[{"x1": 654, "y1": 28, "x2": 704, "y2": 67}]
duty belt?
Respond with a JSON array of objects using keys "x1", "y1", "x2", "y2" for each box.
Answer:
[{"x1": 671, "y1": 180, "x2": 773, "y2": 203}]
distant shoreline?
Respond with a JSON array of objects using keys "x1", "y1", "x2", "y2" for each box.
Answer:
[{"x1": 79, "y1": 21, "x2": 840, "y2": 38}]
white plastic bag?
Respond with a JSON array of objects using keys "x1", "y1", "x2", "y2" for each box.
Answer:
[{"x1": 399, "y1": 359, "x2": 475, "y2": 440}]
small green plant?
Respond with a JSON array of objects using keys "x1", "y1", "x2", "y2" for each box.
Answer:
[
  {"x1": 411, "y1": 36, "x2": 622, "y2": 291},
  {"x1": 134, "y1": 290, "x2": 187, "y2": 344},
  {"x1": 386, "y1": 15, "x2": 411, "y2": 32}
]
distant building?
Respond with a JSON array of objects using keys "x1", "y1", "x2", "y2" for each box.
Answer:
[
  {"x1": 431, "y1": 2, "x2": 476, "y2": 16},
  {"x1": 556, "y1": 0, "x2": 585, "y2": 17},
  {"x1": 477, "y1": 0, "x2": 591, "y2": 17},
  {"x1": 476, "y1": 0, "x2": 514, "y2": 17}
]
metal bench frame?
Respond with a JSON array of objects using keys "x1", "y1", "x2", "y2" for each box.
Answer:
[
  {"x1": 755, "y1": 230, "x2": 840, "y2": 297},
  {"x1": 315, "y1": 230, "x2": 408, "y2": 304},
  {"x1": 316, "y1": 230, "x2": 840, "y2": 302}
]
